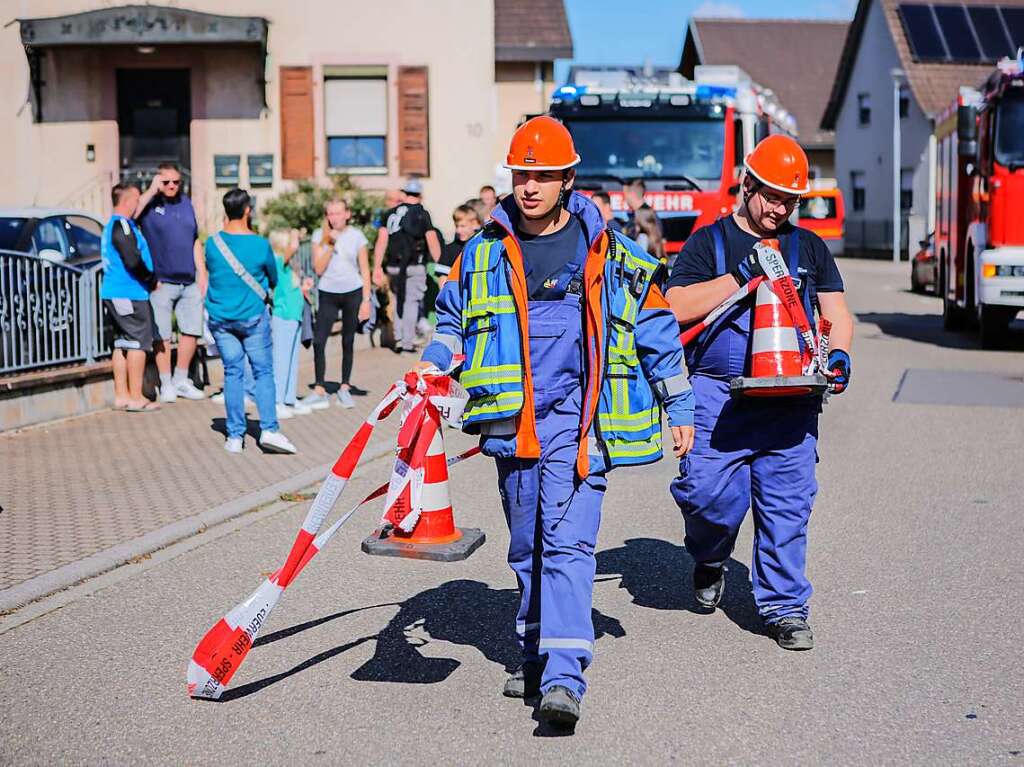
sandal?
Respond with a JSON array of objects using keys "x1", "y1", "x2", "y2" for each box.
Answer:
[{"x1": 125, "y1": 401, "x2": 160, "y2": 413}]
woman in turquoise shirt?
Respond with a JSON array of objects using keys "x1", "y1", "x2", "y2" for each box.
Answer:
[{"x1": 269, "y1": 228, "x2": 312, "y2": 418}]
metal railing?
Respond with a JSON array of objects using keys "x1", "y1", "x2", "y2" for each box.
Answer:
[{"x1": 0, "y1": 250, "x2": 112, "y2": 375}]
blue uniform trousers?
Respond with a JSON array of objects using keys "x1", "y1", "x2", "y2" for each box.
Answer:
[
  {"x1": 493, "y1": 293, "x2": 605, "y2": 700},
  {"x1": 671, "y1": 374, "x2": 819, "y2": 623}
]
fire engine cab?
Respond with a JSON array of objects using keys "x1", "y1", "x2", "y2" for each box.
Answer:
[
  {"x1": 549, "y1": 65, "x2": 798, "y2": 253},
  {"x1": 935, "y1": 54, "x2": 1024, "y2": 347}
]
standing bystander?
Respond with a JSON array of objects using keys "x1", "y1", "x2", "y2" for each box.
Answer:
[
  {"x1": 135, "y1": 162, "x2": 207, "y2": 403},
  {"x1": 268, "y1": 228, "x2": 313, "y2": 419},
  {"x1": 436, "y1": 204, "x2": 481, "y2": 288},
  {"x1": 591, "y1": 191, "x2": 623, "y2": 232},
  {"x1": 101, "y1": 183, "x2": 159, "y2": 412},
  {"x1": 205, "y1": 188, "x2": 297, "y2": 455},
  {"x1": 306, "y1": 199, "x2": 372, "y2": 409},
  {"x1": 479, "y1": 185, "x2": 498, "y2": 216},
  {"x1": 372, "y1": 179, "x2": 441, "y2": 353}
]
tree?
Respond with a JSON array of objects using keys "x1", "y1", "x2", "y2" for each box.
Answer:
[{"x1": 257, "y1": 175, "x2": 383, "y2": 248}]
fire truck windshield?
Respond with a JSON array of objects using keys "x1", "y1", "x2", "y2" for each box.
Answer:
[
  {"x1": 995, "y1": 90, "x2": 1024, "y2": 168},
  {"x1": 566, "y1": 118, "x2": 725, "y2": 184}
]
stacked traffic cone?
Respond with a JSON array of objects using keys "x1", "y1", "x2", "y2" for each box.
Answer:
[
  {"x1": 730, "y1": 279, "x2": 827, "y2": 398},
  {"x1": 362, "y1": 402, "x2": 485, "y2": 562}
]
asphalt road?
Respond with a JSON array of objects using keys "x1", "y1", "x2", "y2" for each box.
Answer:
[{"x1": 1, "y1": 259, "x2": 1022, "y2": 765}]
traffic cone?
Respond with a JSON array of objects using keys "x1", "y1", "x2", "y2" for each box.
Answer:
[
  {"x1": 730, "y1": 279, "x2": 827, "y2": 398},
  {"x1": 362, "y1": 405, "x2": 485, "y2": 562}
]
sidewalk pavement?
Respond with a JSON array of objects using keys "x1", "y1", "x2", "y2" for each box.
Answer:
[{"x1": 0, "y1": 334, "x2": 418, "y2": 605}]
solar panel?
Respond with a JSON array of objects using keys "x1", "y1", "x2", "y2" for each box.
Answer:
[
  {"x1": 1001, "y1": 6, "x2": 1024, "y2": 50},
  {"x1": 969, "y1": 6, "x2": 1013, "y2": 60},
  {"x1": 899, "y1": 4, "x2": 948, "y2": 61},
  {"x1": 935, "y1": 5, "x2": 981, "y2": 61}
]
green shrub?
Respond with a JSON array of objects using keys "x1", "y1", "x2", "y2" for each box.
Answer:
[{"x1": 257, "y1": 175, "x2": 383, "y2": 248}]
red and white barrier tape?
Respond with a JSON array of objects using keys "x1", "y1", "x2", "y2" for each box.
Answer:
[{"x1": 186, "y1": 372, "x2": 473, "y2": 700}]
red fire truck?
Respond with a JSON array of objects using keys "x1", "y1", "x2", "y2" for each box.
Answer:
[
  {"x1": 549, "y1": 65, "x2": 797, "y2": 253},
  {"x1": 935, "y1": 55, "x2": 1024, "y2": 347}
]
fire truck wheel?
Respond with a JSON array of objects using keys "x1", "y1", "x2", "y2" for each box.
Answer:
[{"x1": 941, "y1": 272, "x2": 966, "y2": 331}]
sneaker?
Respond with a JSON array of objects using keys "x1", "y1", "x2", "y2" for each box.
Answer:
[
  {"x1": 301, "y1": 392, "x2": 331, "y2": 410},
  {"x1": 159, "y1": 384, "x2": 178, "y2": 403},
  {"x1": 538, "y1": 685, "x2": 581, "y2": 727},
  {"x1": 210, "y1": 392, "x2": 256, "y2": 409},
  {"x1": 174, "y1": 378, "x2": 206, "y2": 400},
  {"x1": 275, "y1": 403, "x2": 294, "y2": 420},
  {"x1": 224, "y1": 436, "x2": 244, "y2": 454},
  {"x1": 694, "y1": 564, "x2": 726, "y2": 608},
  {"x1": 290, "y1": 400, "x2": 313, "y2": 415},
  {"x1": 259, "y1": 430, "x2": 297, "y2": 454},
  {"x1": 502, "y1": 662, "x2": 542, "y2": 699},
  {"x1": 767, "y1": 617, "x2": 814, "y2": 651},
  {"x1": 337, "y1": 388, "x2": 355, "y2": 409}
]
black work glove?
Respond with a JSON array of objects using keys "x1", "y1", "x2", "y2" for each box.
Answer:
[
  {"x1": 730, "y1": 251, "x2": 766, "y2": 286},
  {"x1": 825, "y1": 350, "x2": 851, "y2": 394}
]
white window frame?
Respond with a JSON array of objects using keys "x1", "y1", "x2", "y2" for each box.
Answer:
[{"x1": 323, "y1": 67, "x2": 389, "y2": 176}]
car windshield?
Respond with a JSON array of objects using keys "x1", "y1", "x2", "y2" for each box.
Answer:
[
  {"x1": 995, "y1": 91, "x2": 1024, "y2": 168},
  {"x1": 0, "y1": 217, "x2": 28, "y2": 250},
  {"x1": 566, "y1": 118, "x2": 725, "y2": 183},
  {"x1": 799, "y1": 196, "x2": 837, "y2": 220}
]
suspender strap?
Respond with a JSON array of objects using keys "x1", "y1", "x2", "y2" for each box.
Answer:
[{"x1": 711, "y1": 219, "x2": 727, "y2": 276}]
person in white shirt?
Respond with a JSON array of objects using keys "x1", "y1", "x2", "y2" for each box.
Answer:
[{"x1": 304, "y1": 199, "x2": 371, "y2": 409}]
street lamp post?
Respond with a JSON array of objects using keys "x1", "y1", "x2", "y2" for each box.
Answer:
[{"x1": 892, "y1": 68, "x2": 905, "y2": 263}]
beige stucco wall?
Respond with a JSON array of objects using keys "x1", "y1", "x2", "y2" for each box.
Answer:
[{"x1": 1, "y1": 0, "x2": 500, "y2": 234}]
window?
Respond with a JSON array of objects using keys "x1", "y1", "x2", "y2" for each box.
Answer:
[
  {"x1": 850, "y1": 171, "x2": 866, "y2": 211},
  {"x1": 32, "y1": 218, "x2": 70, "y2": 260},
  {"x1": 324, "y1": 69, "x2": 388, "y2": 173},
  {"x1": 64, "y1": 215, "x2": 102, "y2": 262},
  {"x1": 899, "y1": 84, "x2": 910, "y2": 119},
  {"x1": 0, "y1": 217, "x2": 28, "y2": 250},
  {"x1": 858, "y1": 93, "x2": 871, "y2": 126},
  {"x1": 900, "y1": 168, "x2": 914, "y2": 211}
]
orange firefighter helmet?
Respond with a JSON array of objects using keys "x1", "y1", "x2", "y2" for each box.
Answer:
[
  {"x1": 745, "y1": 135, "x2": 811, "y2": 196},
  {"x1": 504, "y1": 115, "x2": 581, "y2": 171}
]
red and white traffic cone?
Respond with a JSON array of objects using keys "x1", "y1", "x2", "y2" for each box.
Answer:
[
  {"x1": 362, "y1": 402, "x2": 485, "y2": 562},
  {"x1": 730, "y1": 279, "x2": 827, "y2": 398}
]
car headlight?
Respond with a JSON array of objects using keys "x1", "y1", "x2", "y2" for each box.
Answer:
[{"x1": 982, "y1": 264, "x2": 1024, "y2": 277}]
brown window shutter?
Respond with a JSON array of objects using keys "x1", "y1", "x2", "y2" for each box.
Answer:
[
  {"x1": 279, "y1": 66, "x2": 314, "y2": 180},
  {"x1": 397, "y1": 66, "x2": 429, "y2": 177}
]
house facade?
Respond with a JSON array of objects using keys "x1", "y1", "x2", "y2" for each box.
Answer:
[
  {"x1": 821, "y1": 0, "x2": 1018, "y2": 255},
  {"x1": 1, "y1": 1, "x2": 571, "y2": 231}
]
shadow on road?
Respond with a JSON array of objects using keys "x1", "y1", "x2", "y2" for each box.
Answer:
[
  {"x1": 857, "y1": 311, "x2": 1024, "y2": 351},
  {"x1": 209, "y1": 417, "x2": 262, "y2": 441},
  {"x1": 217, "y1": 579, "x2": 625, "y2": 702},
  {"x1": 596, "y1": 537, "x2": 766, "y2": 637}
]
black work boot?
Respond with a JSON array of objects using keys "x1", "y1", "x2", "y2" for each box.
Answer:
[
  {"x1": 693, "y1": 564, "x2": 726, "y2": 608},
  {"x1": 538, "y1": 685, "x2": 581, "y2": 726},
  {"x1": 502, "y1": 662, "x2": 542, "y2": 699},
  {"x1": 767, "y1": 617, "x2": 814, "y2": 650}
]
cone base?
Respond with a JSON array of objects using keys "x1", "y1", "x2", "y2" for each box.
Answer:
[
  {"x1": 730, "y1": 374, "x2": 828, "y2": 398},
  {"x1": 361, "y1": 527, "x2": 486, "y2": 562}
]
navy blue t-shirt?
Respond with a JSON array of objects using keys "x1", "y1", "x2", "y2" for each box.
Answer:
[
  {"x1": 138, "y1": 194, "x2": 199, "y2": 284},
  {"x1": 518, "y1": 216, "x2": 588, "y2": 300},
  {"x1": 666, "y1": 216, "x2": 844, "y2": 297}
]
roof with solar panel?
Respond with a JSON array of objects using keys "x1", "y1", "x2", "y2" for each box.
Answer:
[{"x1": 823, "y1": 0, "x2": 1024, "y2": 127}]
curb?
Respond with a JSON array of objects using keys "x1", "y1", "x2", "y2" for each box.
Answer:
[{"x1": 0, "y1": 443, "x2": 394, "y2": 613}]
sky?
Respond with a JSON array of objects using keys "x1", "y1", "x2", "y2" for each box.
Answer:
[{"x1": 555, "y1": 0, "x2": 858, "y2": 82}]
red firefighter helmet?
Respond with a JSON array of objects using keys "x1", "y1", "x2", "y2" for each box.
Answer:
[
  {"x1": 745, "y1": 135, "x2": 811, "y2": 195},
  {"x1": 504, "y1": 115, "x2": 581, "y2": 171}
]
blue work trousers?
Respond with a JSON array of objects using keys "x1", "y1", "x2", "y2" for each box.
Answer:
[
  {"x1": 494, "y1": 292, "x2": 605, "y2": 700},
  {"x1": 671, "y1": 374, "x2": 819, "y2": 623},
  {"x1": 209, "y1": 310, "x2": 278, "y2": 438}
]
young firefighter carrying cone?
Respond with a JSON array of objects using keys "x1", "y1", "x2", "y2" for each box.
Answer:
[
  {"x1": 665, "y1": 135, "x2": 854, "y2": 650},
  {"x1": 413, "y1": 116, "x2": 694, "y2": 727}
]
